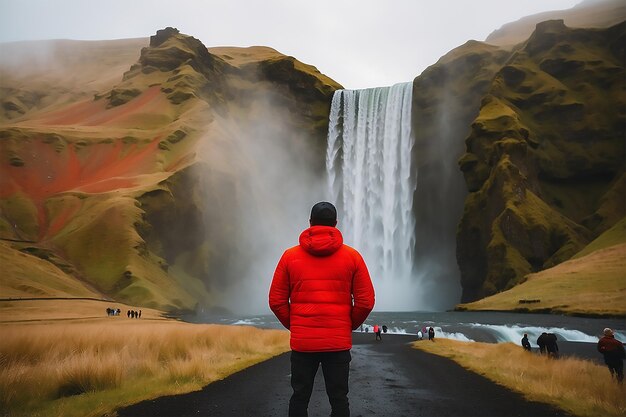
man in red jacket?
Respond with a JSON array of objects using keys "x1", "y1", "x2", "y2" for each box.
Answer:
[
  {"x1": 597, "y1": 328, "x2": 625, "y2": 383},
  {"x1": 269, "y1": 201, "x2": 375, "y2": 417}
]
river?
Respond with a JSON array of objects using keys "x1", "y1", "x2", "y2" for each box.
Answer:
[{"x1": 189, "y1": 309, "x2": 624, "y2": 361}]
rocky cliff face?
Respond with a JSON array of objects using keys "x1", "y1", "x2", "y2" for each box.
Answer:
[
  {"x1": 411, "y1": 41, "x2": 511, "y2": 301},
  {"x1": 0, "y1": 28, "x2": 341, "y2": 311},
  {"x1": 454, "y1": 20, "x2": 625, "y2": 302},
  {"x1": 2, "y1": 17, "x2": 624, "y2": 312}
]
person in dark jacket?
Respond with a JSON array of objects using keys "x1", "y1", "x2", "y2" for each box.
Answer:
[
  {"x1": 428, "y1": 327, "x2": 435, "y2": 341},
  {"x1": 545, "y1": 333, "x2": 559, "y2": 358},
  {"x1": 537, "y1": 332, "x2": 548, "y2": 354},
  {"x1": 521, "y1": 333, "x2": 531, "y2": 351},
  {"x1": 597, "y1": 328, "x2": 625, "y2": 383},
  {"x1": 269, "y1": 202, "x2": 375, "y2": 417}
]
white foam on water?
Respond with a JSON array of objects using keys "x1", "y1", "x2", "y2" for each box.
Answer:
[
  {"x1": 435, "y1": 328, "x2": 475, "y2": 342},
  {"x1": 466, "y1": 323, "x2": 601, "y2": 346},
  {"x1": 356, "y1": 325, "x2": 474, "y2": 342},
  {"x1": 205, "y1": 314, "x2": 624, "y2": 348},
  {"x1": 231, "y1": 319, "x2": 260, "y2": 326}
]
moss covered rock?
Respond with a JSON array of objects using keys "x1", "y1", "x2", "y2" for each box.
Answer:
[
  {"x1": 456, "y1": 20, "x2": 625, "y2": 302},
  {"x1": 0, "y1": 28, "x2": 342, "y2": 313},
  {"x1": 410, "y1": 40, "x2": 510, "y2": 298}
]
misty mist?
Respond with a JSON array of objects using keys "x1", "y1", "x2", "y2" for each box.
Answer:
[
  {"x1": 326, "y1": 82, "x2": 462, "y2": 312},
  {"x1": 197, "y1": 89, "x2": 329, "y2": 315},
  {"x1": 412, "y1": 85, "x2": 465, "y2": 310},
  {"x1": 202, "y1": 79, "x2": 467, "y2": 314}
]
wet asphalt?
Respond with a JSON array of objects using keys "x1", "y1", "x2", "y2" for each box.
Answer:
[{"x1": 118, "y1": 332, "x2": 573, "y2": 417}]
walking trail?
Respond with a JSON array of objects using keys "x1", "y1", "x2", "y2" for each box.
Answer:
[{"x1": 119, "y1": 333, "x2": 571, "y2": 417}]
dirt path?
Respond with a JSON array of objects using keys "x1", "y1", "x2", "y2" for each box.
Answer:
[{"x1": 118, "y1": 333, "x2": 572, "y2": 417}]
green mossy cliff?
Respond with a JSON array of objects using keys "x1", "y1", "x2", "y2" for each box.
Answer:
[
  {"x1": 454, "y1": 20, "x2": 625, "y2": 302},
  {"x1": 2, "y1": 18, "x2": 624, "y2": 313},
  {"x1": 0, "y1": 28, "x2": 341, "y2": 312},
  {"x1": 410, "y1": 41, "x2": 511, "y2": 299}
]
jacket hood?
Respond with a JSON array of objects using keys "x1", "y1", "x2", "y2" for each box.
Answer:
[{"x1": 299, "y1": 225, "x2": 343, "y2": 256}]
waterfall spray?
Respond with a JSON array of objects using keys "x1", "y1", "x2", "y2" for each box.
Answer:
[{"x1": 326, "y1": 82, "x2": 418, "y2": 310}]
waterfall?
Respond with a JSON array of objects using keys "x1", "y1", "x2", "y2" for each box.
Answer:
[{"x1": 326, "y1": 82, "x2": 418, "y2": 310}]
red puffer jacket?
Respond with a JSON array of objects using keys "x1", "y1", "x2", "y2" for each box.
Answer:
[
  {"x1": 269, "y1": 225, "x2": 375, "y2": 352},
  {"x1": 598, "y1": 335, "x2": 626, "y2": 361}
]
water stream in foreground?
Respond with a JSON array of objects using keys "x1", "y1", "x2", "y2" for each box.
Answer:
[{"x1": 189, "y1": 311, "x2": 625, "y2": 349}]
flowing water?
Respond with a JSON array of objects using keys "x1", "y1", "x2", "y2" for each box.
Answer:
[
  {"x1": 326, "y1": 82, "x2": 417, "y2": 311},
  {"x1": 207, "y1": 83, "x2": 626, "y2": 359},
  {"x1": 191, "y1": 310, "x2": 625, "y2": 359}
]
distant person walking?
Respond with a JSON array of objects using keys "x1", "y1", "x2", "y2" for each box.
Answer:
[
  {"x1": 382, "y1": 325, "x2": 388, "y2": 334},
  {"x1": 545, "y1": 333, "x2": 559, "y2": 358},
  {"x1": 269, "y1": 201, "x2": 375, "y2": 417},
  {"x1": 597, "y1": 328, "x2": 625, "y2": 383},
  {"x1": 521, "y1": 333, "x2": 531, "y2": 351},
  {"x1": 537, "y1": 332, "x2": 548, "y2": 354},
  {"x1": 428, "y1": 327, "x2": 435, "y2": 341},
  {"x1": 375, "y1": 325, "x2": 382, "y2": 341}
]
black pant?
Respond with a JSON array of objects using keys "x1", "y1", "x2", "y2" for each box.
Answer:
[
  {"x1": 606, "y1": 359, "x2": 624, "y2": 382},
  {"x1": 289, "y1": 350, "x2": 351, "y2": 417}
]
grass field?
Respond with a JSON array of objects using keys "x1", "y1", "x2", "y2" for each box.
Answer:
[
  {"x1": 0, "y1": 300, "x2": 289, "y2": 417},
  {"x1": 413, "y1": 338, "x2": 626, "y2": 417},
  {"x1": 456, "y1": 243, "x2": 626, "y2": 316}
]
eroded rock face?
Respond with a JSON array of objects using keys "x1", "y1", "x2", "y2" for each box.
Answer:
[
  {"x1": 0, "y1": 28, "x2": 342, "y2": 312},
  {"x1": 455, "y1": 20, "x2": 625, "y2": 302},
  {"x1": 115, "y1": 31, "x2": 341, "y2": 309},
  {"x1": 410, "y1": 40, "x2": 510, "y2": 304}
]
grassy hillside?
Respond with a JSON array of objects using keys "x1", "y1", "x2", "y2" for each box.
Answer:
[
  {"x1": 0, "y1": 242, "x2": 100, "y2": 299},
  {"x1": 0, "y1": 27, "x2": 341, "y2": 312},
  {"x1": 455, "y1": 20, "x2": 625, "y2": 303},
  {"x1": 573, "y1": 213, "x2": 626, "y2": 259},
  {"x1": 0, "y1": 38, "x2": 148, "y2": 122},
  {"x1": 486, "y1": 0, "x2": 626, "y2": 46},
  {"x1": 457, "y1": 216, "x2": 626, "y2": 316}
]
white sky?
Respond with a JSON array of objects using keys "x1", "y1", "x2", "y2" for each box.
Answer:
[{"x1": 0, "y1": 0, "x2": 582, "y2": 89}]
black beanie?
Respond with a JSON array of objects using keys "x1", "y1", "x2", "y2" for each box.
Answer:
[{"x1": 310, "y1": 201, "x2": 337, "y2": 226}]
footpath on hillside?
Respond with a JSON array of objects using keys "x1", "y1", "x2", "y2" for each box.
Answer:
[{"x1": 119, "y1": 333, "x2": 572, "y2": 417}]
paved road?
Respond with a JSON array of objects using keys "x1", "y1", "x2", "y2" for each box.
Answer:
[{"x1": 119, "y1": 333, "x2": 571, "y2": 417}]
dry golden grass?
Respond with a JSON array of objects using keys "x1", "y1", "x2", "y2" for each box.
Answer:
[
  {"x1": 457, "y1": 243, "x2": 626, "y2": 316},
  {"x1": 0, "y1": 320, "x2": 289, "y2": 417},
  {"x1": 413, "y1": 339, "x2": 626, "y2": 417},
  {"x1": 0, "y1": 299, "x2": 166, "y2": 323}
]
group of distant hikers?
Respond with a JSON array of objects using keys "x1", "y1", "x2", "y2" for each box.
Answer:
[
  {"x1": 521, "y1": 328, "x2": 625, "y2": 383},
  {"x1": 127, "y1": 309, "x2": 142, "y2": 319},
  {"x1": 520, "y1": 332, "x2": 560, "y2": 357},
  {"x1": 358, "y1": 324, "x2": 388, "y2": 340},
  {"x1": 414, "y1": 326, "x2": 436, "y2": 341},
  {"x1": 105, "y1": 307, "x2": 121, "y2": 316},
  {"x1": 105, "y1": 307, "x2": 142, "y2": 319},
  {"x1": 359, "y1": 323, "x2": 437, "y2": 342}
]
